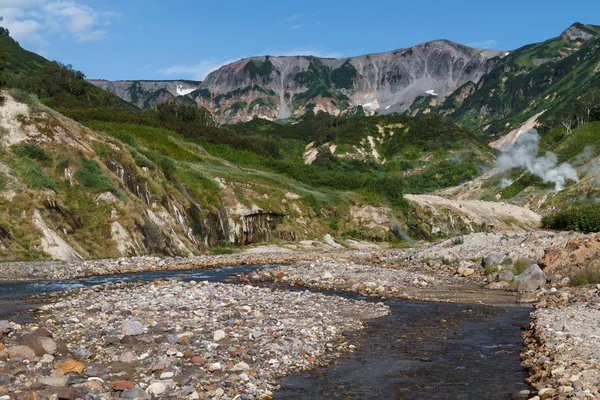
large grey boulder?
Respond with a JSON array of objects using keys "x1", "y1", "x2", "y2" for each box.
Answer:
[
  {"x1": 513, "y1": 264, "x2": 547, "y2": 291},
  {"x1": 498, "y1": 269, "x2": 515, "y2": 283},
  {"x1": 482, "y1": 252, "x2": 506, "y2": 268}
]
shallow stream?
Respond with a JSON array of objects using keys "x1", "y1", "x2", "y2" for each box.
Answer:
[{"x1": 0, "y1": 266, "x2": 531, "y2": 399}]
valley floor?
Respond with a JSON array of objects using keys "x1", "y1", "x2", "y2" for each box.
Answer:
[{"x1": 0, "y1": 230, "x2": 599, "y2": 398}]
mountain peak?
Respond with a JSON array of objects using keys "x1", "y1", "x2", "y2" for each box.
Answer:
[{"x1": 560, "y1": 22, "x2": 600, "y2": 41}]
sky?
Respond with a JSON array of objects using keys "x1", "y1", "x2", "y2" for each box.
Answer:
[{"x1": 1, "y1": 0, "x2": 600, "y2": 81}]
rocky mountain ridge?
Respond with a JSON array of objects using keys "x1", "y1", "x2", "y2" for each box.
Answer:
[{"x1": 89, "y1": 23, "x2": 600, "y2": 139}]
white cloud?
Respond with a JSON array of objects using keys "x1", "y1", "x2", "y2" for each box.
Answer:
[
  {"x1": 159, "y1": 58, "x2": 243, "y2": 81},
  {"x1": 0, "y1": 0, "x2": 120, "y2": 45},
  {"x1": 284, "y1": 13, "x2": 306, "y2": 22},
  {"x1": 291, "y1": 24, "x2": 303, "y2": 30},
  {"x1": 159, "y1": 46, "x2": 349, "y2": 81},
  {"x1": 466, "y1": 39, "x2": 499, "y2": 49}
]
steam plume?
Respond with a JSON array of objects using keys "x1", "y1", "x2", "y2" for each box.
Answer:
[{"x1": 496, "y1": 130, "x2": 578, "y2": 191}]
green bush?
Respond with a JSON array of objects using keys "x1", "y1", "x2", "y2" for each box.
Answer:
[
  {"x1": 13, "y1": 157, "x2": 56, "y2": 190},
  {"x1": 569, "y1": 266, "x2": 600, "y2": 286},
  {"x1": 0, "y1": 171, "x2": 7, "y2": 191},
  {"x1": 12, "y1": 143, "x2": 52, "y2": 164},
  {"x1": 542, "y1": 203, "x2": 600, "y2": 233},
  {"x1": 75, "y1": 160, "x2": 118, "y2": 193}
]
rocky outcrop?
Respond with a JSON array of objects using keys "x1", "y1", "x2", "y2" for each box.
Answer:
[{"x1": 87, "y1": 80, "x2": 202, "y2": 109}]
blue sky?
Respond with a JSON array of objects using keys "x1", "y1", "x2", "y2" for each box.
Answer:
[{"x1": 2, "y1": 0, "x2": 600, "y2": 81}]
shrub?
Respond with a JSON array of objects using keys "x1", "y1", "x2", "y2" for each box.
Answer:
[
  {"x1": 542, "y1": 203, "x2": 600, "y2": 233},
  {"x1": 569, "y1": 266, "x2": 600, "y2": 286},
  {"x1": 75, "y1": 160, "x2": 118, "y2": 193},
  {"x1": 451, "y1": 236, "x2": 464, "y2": 245},
  {"x1": 0, "y1": 171, "x2": 7, "y2": 191},
  {"x1": 512, "y1": 258, "x2": 533, "y2": 275},
  {"x1": 12, "y1": 143, "x2": 52, "y2": 164},
  {"x1": 13, "y1": 157, "x2": 56, "y2": 190}
]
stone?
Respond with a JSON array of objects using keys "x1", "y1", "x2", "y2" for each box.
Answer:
[
  {"x1": 56, "y1": 359, "x2": 86, "y2": 375},
  {"x1": 74, "y1": 347, "x2": 92, "y2": 360},
  {"x1": 38, "y1": 376, "x2": 69, "y2": 387},
  {"x1": 482, "y1": 252, "x2": 505, "y2": 268},
  {"x1": 231, "y1": 361, "x2": 250, "y2": 372},
  {"x1": 498, "y1": 269, "x2": 514, "y2": 282},
  {"x1": 538, "y1": 388, "x2": 556, "y2": 399},
  {"x1": 160, "y1": 371, "x2": 174, "y2": 379},
  {"x1": 57, "y1": 387, "x2": 77, "y2": 400},
  {"x1": 82, "y1": 380, "x2": 102, "y2": 390},
  {"x1": 122, "y1": 388, "x2": 151, "y2": 399},
  {"x1": 323, "y1": 234, "x2": 342, "y2": 249},
  {"x1": 7, "y1": 345, "x2": 37, "y2": 360},
  {"x1": 213, "y1": 329, "x2": 226, "y2": 341},
  {"x1": 191, "y1": 356, "x2": 205, "y2": 365},
  {"x1": 514, "y1": 264, "x2": 547, "y2": 291},
  {"x1": 20, "y1": 334, "x2": 57, "y2": 356},
  {"x1": 209, "y1": 362, "x2": 222, "y2": 372},
  {"x1": 0, "y1": 321, "x2": 10, "y2": 334},
  {"x1": 110, "y1": 380, "x2": 135, "y2": 391},
  {"x1": 460, "y1": 267, "x2": 475, "y2": 277},
  {"x1": 121, "y1": 320, "x2": 144, "y2": 336},
  {"x1": 485, "y1": 281, "x2": 511, "y2": 290},
  {"x1": 34, "y1": 328, "x2": 53, "y2": 338},
  {"x1": 119, "y1": 351, "x2": 136, "y2": 363},
  {"x1": 146, "y1": 382, "x2": 167, "y2": 395}
]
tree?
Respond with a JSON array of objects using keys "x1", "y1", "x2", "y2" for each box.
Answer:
[
  {"x1": 156, "y1": 99, "x2": 214, "y2": 126},
  {"x1": 37, "y1": 62, "x2": 86, "y2": 97},
  {"x1": 579, "y1": 88, "x2": 600, "y2": 121}
]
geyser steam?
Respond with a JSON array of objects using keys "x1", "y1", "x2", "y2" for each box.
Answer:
[{"x1": 496, "y1": 130, "x2": 578, "y2": 191}]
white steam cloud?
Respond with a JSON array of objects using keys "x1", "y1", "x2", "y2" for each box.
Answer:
[{"x1": 497, "y1": 130, "x2": 578, "y2": 191}]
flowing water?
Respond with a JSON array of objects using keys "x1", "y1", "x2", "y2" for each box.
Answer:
[{"x1": 0, "y1": 267, "x2": 531, "y2": 398}]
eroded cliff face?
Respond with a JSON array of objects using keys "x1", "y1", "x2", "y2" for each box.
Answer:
[
  {"x1": 88, "y1": 41, "x2": 502, "y2": 123},
  {"x1": 195, "y1": 40, "x2": 502, "y2": 123}
]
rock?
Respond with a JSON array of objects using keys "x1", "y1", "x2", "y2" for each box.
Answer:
[
  {"x1": 514, "y1": 264, "x2": 547, "y2": 291},
  {"x1": 538, "y1": 388, "x2": 556, "y2": 399},
  {"x1": 160, "y1": 371, "x2": 174, "y2": 379},
  {"x1": 74, "y1": 347, "x2": 92, "y2": 360},
  {"x1": 460, "y1": 267, "x2": 475, "y2": 277},
  {"x1": 209, "y1": 362, "x2": 222, "y2": 372},
  {"x1": 57, "y1": 387, "x2": 77, "y2": 400},
  {"x1": 322, "y1": 271, "x2": 334, "y2": 280},
  {"x1": 82, "y1": 380, "x2": 102, "y2": 390},
  {"x1": 482, "y1": 252, "x2": 505, "y2": 268},
  {"x1": 121, "y1": 320, "x2": 144, "y2": 336},
  {"x1": 191, "y1": 356, "x2": 205, "y2": 365},
  {"x1": 119, "y1": 351, "x2": 136, "y2": 363},
  {"x1": 122, "y1": 388, "x2": 151, "y2": 399},
  {"x1": 7, "y1": 345, "x2": 37, "y2": 360},
  {"x1": 38, "y1": 376, "x2": 69, "y2": 387},
  {"x1": 485, "y1": 281, "x2": 510, "y2": 290},
  {"x1": 34, "y1": 328, "x2": 53, "y2": 338},
  {"x1": 213, "y1": 329, "x2": 226, "y2": 341},
  {"x1": 498, "y1": 269, "x2": 514, "y2": 282},
  {"x1": 110, "y1": 380, "x2": 135, "y2": 391},
  {"x1": 56, "y1": 359, "x2": 86, "y2": 375},
  {"x1": 323, "y1": 234, "x2": 342, "y2": 249},
  {"x1": 0, "y1": 321, "x2": 10, "y2": 334},
  {"x1": 20, "y1": 334, "x2": 57, "y2": 356},
  {"x1": 146, "y1": 382, "x2": 167, "y2": 395},
  {"x1": 231, "y1": 361, "x2": 250, "y2": 372}
]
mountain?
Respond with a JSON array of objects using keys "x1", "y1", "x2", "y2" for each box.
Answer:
[
  {"x1": 413, "y1": 22, "x2": 600, "y2": 140},
  {"x1": 90, "y1": 23, "x2": 600, "y2": 143},
  {"x1": 87, "y1": 79, "x2": 202, "y2": 109},
  {"x1": 91, "y1": 40, "x2": 503, "y2": 122}
]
